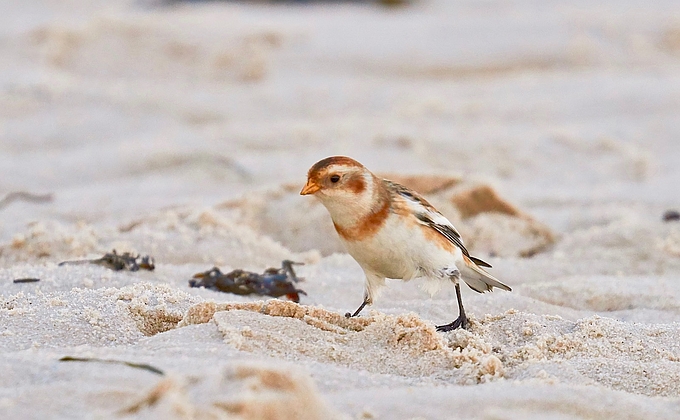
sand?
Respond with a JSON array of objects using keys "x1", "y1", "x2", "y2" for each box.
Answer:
[{"x1": 2, "y1": 0, "x2": 680, "y2": 418}]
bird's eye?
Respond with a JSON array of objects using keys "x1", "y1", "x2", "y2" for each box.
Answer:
[{"x1": 330, "y1": 174, "x2": 340, "y2": 183}]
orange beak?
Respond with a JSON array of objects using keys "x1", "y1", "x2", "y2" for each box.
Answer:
[{"x1": 300, "y1": 180, "x2": 321, "y2": 195}]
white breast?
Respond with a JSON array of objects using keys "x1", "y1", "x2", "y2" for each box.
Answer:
[{"x1": 339, "y1": 213, "x2": 460, "y2": 282}]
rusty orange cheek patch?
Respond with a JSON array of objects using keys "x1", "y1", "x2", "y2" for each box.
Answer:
[
  {"x1": 346, "y1": 175, "x2": 366, "y2": 194},
  {"x1": 334, "y1": 199, "x2": 390, "y2": 242}
]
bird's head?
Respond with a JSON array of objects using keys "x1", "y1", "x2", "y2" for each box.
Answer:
[{"x1": 300, "y1": 156, "x2": 378, "y2": 224}]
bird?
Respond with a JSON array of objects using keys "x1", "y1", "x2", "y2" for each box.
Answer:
[{"x1": 300, "y1": 156, "x2": 511, "y2": 331}]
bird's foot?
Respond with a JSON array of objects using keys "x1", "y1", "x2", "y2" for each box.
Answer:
[
  {"x1": 345, "y1": 299, "x2": 369, "y2": 318},
  {"x1": 436, "y1": 314, "x2": 468, "y2": 332}
]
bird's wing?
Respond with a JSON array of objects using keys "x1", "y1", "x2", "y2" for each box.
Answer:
[
  {"x1": 384, "y1": 180, "x2": 491, "y2": 268},
  {"x1": 384, "y1": 179, "x2": 511, "y2": 292}
]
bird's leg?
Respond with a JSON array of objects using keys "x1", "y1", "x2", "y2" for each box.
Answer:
[
  {"x1": 436, "y1": 283, "x2": 468, "y2": 332},
  {"x1": 346, "y1": 275, "x2": 382, "y2": 318},
  {"x1": 345, "y1": 297, "x2": 369, "y2": 318}
]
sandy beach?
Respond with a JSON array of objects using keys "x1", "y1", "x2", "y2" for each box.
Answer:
[{"x1": 2, "y1": 0, "x2": 680, "y2": 418}]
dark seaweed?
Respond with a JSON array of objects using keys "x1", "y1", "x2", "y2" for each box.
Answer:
[
  {"x1": 58, "y1": 250, "x2": 155, "y2": 272},
  {"x1": 189, "y1": 260, "x2": 306, "y2": 302},
  {"x1": 663, "y1": 210, "x2": 680, "y2": 222}
]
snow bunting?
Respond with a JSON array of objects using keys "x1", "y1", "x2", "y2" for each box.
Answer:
[{"x1": 300, "y1": 156, "x2": 511, "y2": 331}]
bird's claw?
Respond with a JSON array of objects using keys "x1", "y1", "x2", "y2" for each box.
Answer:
[{"x1": 436, "y1": 315, "x2": 468, "y2": 332}]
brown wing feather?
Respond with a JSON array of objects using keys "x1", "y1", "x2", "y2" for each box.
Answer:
[
  {"x1": 384, "y1": 180, "x2": 437, "y2": 211},
  {"x1": 385, "y1": 179, "x2": 493, "y2": 268}
]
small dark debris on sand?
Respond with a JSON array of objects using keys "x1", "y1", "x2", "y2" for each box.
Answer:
[
  {"x1": 59, "y1": 356, "x2": 164, "y2": 375},
  {"x1": 189, "y1": 260, "x2": 306, "y2": 302},
  {"x1": 13, "y1": 278, "x2": 40, "y2": 283},
  {"x1": 663, "y1": 210, "x2": 680, "y2": 222},
  {"x1": 58, "y1": 250, "x2": 155, "y2": 271}
]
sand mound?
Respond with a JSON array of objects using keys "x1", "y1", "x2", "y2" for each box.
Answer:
[
  {"x1": 473, "y1": 310, "x2": 680, "y2": 397},
  {"x1": 3, "y1": 0, "x2": 680, "y2": 418},
  {"x1": 1, "y1": 221, "x2": 100, "y2": 264},
  {"x1": 0, "y1": 282, "x2": 200, "y2": 351},
  {"x1": 27, "y1": 16, "x2": 282, "y2": 82},
  {"x1": 177, "y1": 300, "x2": 680, "y2": 397},
  {"x1": 522, "y1": 275, "x2": 680, "y2": 313},
  {"x1": 120, "y1": 363, "x2": 342, "y2": 420},
  {"x1": 0, "y1": 207, "x2": 316, "y2": 269},
  {"x1": 181, "y1": 300, "x2": 503, "y2": 384},
  {"x1": 550, "y1": 216, "x2": 680, "y2": 276},
  {"x1": 117, "y1": 207, "x2": 315, "y2": 267},
  {"x1": 220, "y1": 177, "x2": 555, "y2": 258},
  {"x1": 119, "y1": 283, "x2": 200, "y2": 336}
]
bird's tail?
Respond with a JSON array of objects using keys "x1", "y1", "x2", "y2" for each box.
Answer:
[{"x1": 459, "y1": 255, "x2": 512, "y2": 293}]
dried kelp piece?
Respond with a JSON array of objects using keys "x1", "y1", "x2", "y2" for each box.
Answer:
[
  {"x1": 13, "y1": 278, "x2": 40, "y2": 283},
  {"x1": 264, "y1": 260, "x2": 303, "y2": 283},
  {"x1": 59, "y1": 356, "x2": 164, "y2": 375},
  {"x1": 189, "y1": 260, "x2": 306, "y2": 302},
  {"x1": 0, "y1": 191, "x2": 53, "y2": 210},
  {"x1": 58, "y1": 249, "x2": 155, "y2": 271}
]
